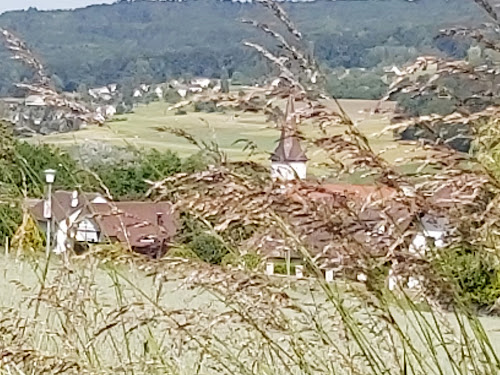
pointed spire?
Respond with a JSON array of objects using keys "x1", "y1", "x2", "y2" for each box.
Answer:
[
  {"x1": 270, "y1": 95, "x2": 308, "y2": 163},
  {"x1": 285, "y1": 94, "x2": 296, "y2": 130}
]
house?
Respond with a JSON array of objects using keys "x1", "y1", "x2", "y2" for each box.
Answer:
[
  {"x1": 25, "y1": 95, "x2": 46, "y2": 107},
  {"x1": 154, "y1": 86, "x2": 164, "y2": 99},
  {"x1": 88, "y1": 86, "x2": 112, "y2": 101},
  {"x1": 253, "y1": 183, "x2": 412, "y2": 265},
  {"x1": 96, "y1": 105, "x2": 117, "y2": 119},
  {"x1": 190, "y1": 78, "x2": 211, "y2": 89},
  {"x1": 270, "y1": 96, "x2": 308, "y2": 180},
  {"x1": 30, "y1": 191, "x2": 178, "y2": 258}
]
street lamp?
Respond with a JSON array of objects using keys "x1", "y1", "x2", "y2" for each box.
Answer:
[{"x1": 44, "y1": 169, "x2": 56, "y2": 256}]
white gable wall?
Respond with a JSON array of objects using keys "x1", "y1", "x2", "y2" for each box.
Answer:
[
  {"x1": 271, "y1": 161, "x2": 307, "y2": 181},
  {"x1": 75, "y1": 218, "x2": 100, "y2": 243},
  {"x1": 54, "y1": 208, "x2": 82, "y2": 254}
]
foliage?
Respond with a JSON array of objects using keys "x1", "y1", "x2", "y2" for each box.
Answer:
[
  {"x1": 11, "y1": 213, "x2": 45, "y2": 254},
  {"x1": 166, "y1": 244, "x2": 200, "y2": 260},
  {"x1": 431, "y1": 245, "x2": 500, "y2": 310},
  {"x1": 74, "y1": 142, "x2": 138, "y2": 169},
  {"x1": 0, "y1": 0, "x2": 486, "y2": 99},
  {"x1": 0, "y1": 202, "x2": 22, "y2": 240},
  {"x1": 326, "y1": 68, "x2": 388, "y2": 99},
  {"x1": 222, "y1": 251, "x2": 262, "y2": 271},
  {"x1": 189, "y1": 232, "x2": 229, "y2": 265},
  {"x1": 94, "y1": 149, "x2": 183, "y2": 199},
  {"x1": 274, "y1": 261, "x2": 297, "y2": 276},
  {"x1": 194, "y1": 100, "x2": 221, "y2": 113},
  {"x1": 177, "y1": 214, "x2": 230, "y2": 265},
  {"x1": 181, "y1": 152, "x2": 209, "y2": 173}
]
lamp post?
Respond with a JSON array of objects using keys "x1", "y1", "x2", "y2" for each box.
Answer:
[{"x1": 44, "y1": 169, "x2": 56, "y2": 256}]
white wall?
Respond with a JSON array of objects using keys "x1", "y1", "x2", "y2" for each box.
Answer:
[
  {"x1": 271, "y1": 161, "x2": 307, "y2": 181},
  {"x1": 54, "y1": 209, "x2": 81, "y2": 254},
  {"x1": 409, "y1": 214, "x2": 447, "y2": 254},
  {"x1": 75, "y1": 218, "x2": 100, "y2": 243}
]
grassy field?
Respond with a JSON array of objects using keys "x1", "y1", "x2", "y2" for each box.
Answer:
[
  {"x1": 26, "y1": 99, "x2": 419, "y2": 178},
  {"x1": 1, "y1": 251, "x2": 500, "y2": 374}
]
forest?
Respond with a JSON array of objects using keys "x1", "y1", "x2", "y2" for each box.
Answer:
[{"x1": 0, "y1": 0, "x2": 486, "y2": 99}]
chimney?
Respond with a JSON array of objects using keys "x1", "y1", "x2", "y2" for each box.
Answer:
[
  {"x1": 156, "y1": 212, "x2": 163, "y2": 226},
  {"x1": 70, "y1": 190, "x2": 79, "y2": 208}
]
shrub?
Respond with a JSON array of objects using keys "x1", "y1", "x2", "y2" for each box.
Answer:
[
  {"x1": 181, "y1": 152, "x2": 208, "y2": 173},
  {"x1": 163, "y1": 88, "x2": 182, "y2": 104},
  {"x1": 194, "y1": 101, "x2": 219, "y2": 113},
  {"x1": 274, "y1": 261, "x2": 297, "y2": 276},
  {"x1": 189, "y1": 233, "x2": 228, "y2": 265},
  {"x1": 0, "y1": 202, "x2": 23, "y2": 241},
  {"x1": 95, "y1": 149, "x2": 182, "y2": 199},
  {"x1": 166, "y1": 245, "x2": 200, "y2": 260},
  {"x1": 431, "y1": 245, "x2": 500, "y2": 310},
  {"x1": 222, "y1": 251, "x2": 262, "y2": 271}
]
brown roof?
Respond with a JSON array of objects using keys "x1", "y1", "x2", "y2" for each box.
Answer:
[
  {"x1": 305, "y1": 183, "x2": 414, "y2": 227},
  {"x1": 319, "y1": 184, "x2": 397, "y2": 200},
  {"x1": 270, "y1": 95, "x2": 308, "y2": 163},
  {"x1": 31, "y1": 191, "x2": 103, "y2": 223},
  {"x1": 83, "y1": 201, "x2": 177, "y2": 247},
  {"x1": 253, "y1": 182, "x2": 416, "y2": 265}
]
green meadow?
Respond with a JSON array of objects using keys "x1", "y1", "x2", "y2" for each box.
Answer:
[{"x1": 27, "y1": 99, "x2": 418, "y2": 178}]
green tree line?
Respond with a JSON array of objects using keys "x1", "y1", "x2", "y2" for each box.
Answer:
[{"x1": 0, "y1": 0, "x2": 485, "y2": 99}]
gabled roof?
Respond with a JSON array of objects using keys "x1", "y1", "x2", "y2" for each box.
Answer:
[
  {"x1": 270, "y1": 96, "x2": 308, "y2": 163},
  {"x1": 31, "y1": 191, "x2": 104, "y2": 222},
  {"x1": 84, "y1": 201, "x2": 177, "y2": 247}
]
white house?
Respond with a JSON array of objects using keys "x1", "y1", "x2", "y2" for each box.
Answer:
[
  {"x1": 96, "y1": 105, "x2": 117, "y2": 119},
  {"x1": 88, "y1": 87, "x2": 112, "y2": 101},
  {"x1": 190, "y1": 78, "x2": 211, "y2": 89},
  {"x1": 25, "y1": 95, "x2": 46, "y2": 107},
  {"x1": 410, "y1": 214, "x2": 448, "y2": 254},
  {"x1": 30, "y1": 191, "x2": 178, "y2": 257}
]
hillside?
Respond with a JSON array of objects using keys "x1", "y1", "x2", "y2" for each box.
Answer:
[{"x1": 0, "y1": 0, "x2": 486, "y2": 96}]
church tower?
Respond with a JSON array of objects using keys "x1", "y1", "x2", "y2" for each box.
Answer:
[{"x1": 270, "y1": 95, "x2": 308, "y2": 180}]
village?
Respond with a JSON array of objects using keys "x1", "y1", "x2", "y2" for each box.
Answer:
[
  {"x1": 1, "y1": 1, "x2": 500, "y2": 374},
  {"x1": 21, "y1": 95, "x2": 460, "y2": 291}
]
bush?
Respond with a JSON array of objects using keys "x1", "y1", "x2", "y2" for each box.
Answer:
[
  {"x1": 11, "y1": 141, "x2": 91, "y2": 197},
  {"x1": 194, "y1": 101, "x2": 219, "y2": 113},
  {"x1": 431, "y1": 245, "x2": 500, "y2": 310},
  {"x1": 222, "y1": 251, "x2": 262, "y2": 271},
  {"x1": 181, "y1": 152, "x2": 208, "y2": 173},
  {"x1": 95, "y1": 149, "x2": 182, "y2": 199},
  {"x1": 189, "y1": 233, "x2": 228, "y2": 265},
  {"x1": 0, "y1": 202, "x2": 23, "y2": 241},
  {"x1": 274, "y1": 261, "x2": 297, "y2": 276},
  {"x1": 163, "y1": 88, "x2": 182, "y2": 104},
  {"x1": 167, "y1": 245, "x2": 200, "y2": 260}
]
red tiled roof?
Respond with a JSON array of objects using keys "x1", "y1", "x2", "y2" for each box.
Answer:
[
  {"x1": 313, "y1": 184, "x2": 397, "y2": 201},
  {"x1": 82, "y1": 201, "x2": 177, "y2": 247}
]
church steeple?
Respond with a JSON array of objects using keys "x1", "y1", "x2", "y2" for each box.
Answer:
[{"x1": 270, "y1": 95, "x2": 308, "y2": 180}]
